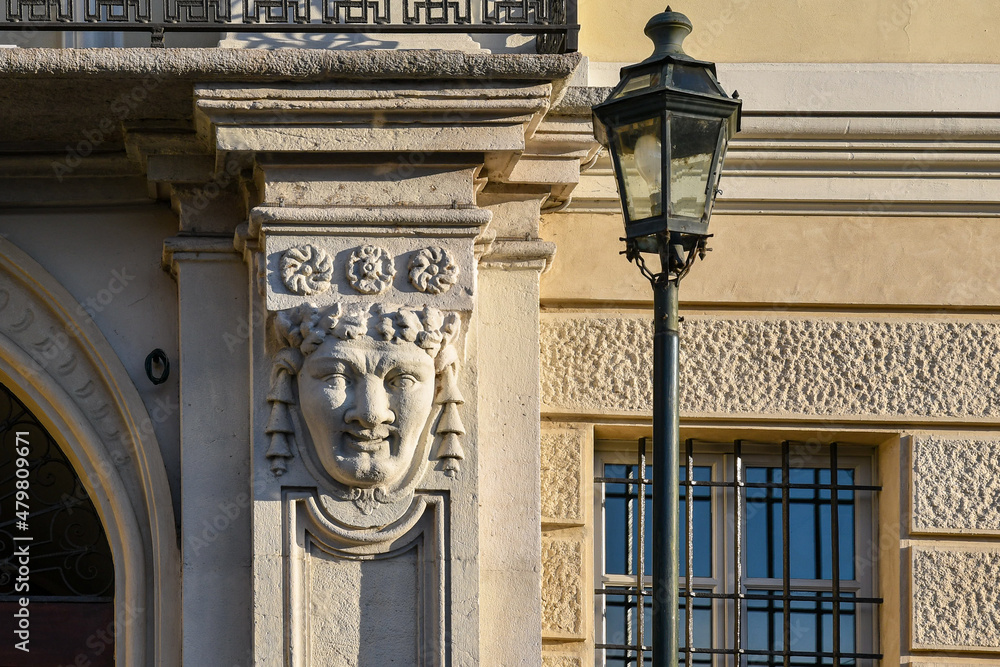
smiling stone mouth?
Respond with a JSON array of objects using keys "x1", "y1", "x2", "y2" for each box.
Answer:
[{"x1": 344, "y1": 433, "x2": 391, "y2": 453}]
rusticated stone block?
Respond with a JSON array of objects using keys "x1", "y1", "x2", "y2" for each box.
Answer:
[
  {"x1": 912, "y1": 436, "x2": 1000, "y2": 534},
  {"x1": 541, "y1": 428, "x2": 585, "y2": 526},
  {"x1": 542, "y1": 654, "x2": 583, "y2": 667},
  {"x1": 542, "y1": 536, "x2": 585, "y2": 639},
  {"x1": 912, "y1": 546, "x2": 1000, "y2": 650},
  {"x1": 540, "y1": 314, "x2": 1000, "y2": 419}
]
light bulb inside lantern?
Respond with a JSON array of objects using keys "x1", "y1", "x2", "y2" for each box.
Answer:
[{"x1": 634, "y1": 133, "x2": 662, "y2": 193}]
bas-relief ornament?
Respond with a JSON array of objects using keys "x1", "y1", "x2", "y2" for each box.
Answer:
[
  {"x1": 280, "y1": 245, "x2": 334, "y2": 296},
  {"x1": 408, "y1": 247, "x2": 460, "y2": 295},
  {"x1": 266, "y1": 301, "x2": 466, "y2": 514},
  {"x1": 346, "y1": 245, "x2": 395, "y2": 295}
]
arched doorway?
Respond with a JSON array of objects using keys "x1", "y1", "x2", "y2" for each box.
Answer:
[{"x1": 0, "y1": 381, "x2": 116, "y2": 666}]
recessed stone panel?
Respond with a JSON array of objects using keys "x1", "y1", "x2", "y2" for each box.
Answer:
[
  {"x1": 912, "y1": 436, "x2": 1000, "y2": 534},
  {"x1": 542, "y1": 654, "x2": 583, "y2": 667},
  {"x1": 541, "y1": 314, "x2": 1000, "y2": 420},
  {"x1": 542, "y1": 536, "x2": 585, "y2": 639},
  {"x1": 541, "y1": 427, "x2": 585, "y2": 526},
  {"x1": 912, "y1": 546, "x2": 1000, "y2": 650}
]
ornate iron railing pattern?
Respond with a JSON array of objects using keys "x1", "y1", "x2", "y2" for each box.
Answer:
[{"x1": 1, "y1": 0, "x2": 577, "y2": 52}]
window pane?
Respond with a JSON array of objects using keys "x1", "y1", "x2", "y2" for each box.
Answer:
[
  {"x1": 746, "y1": 467, "x2": 782, "y2": 579},
  {"x1": 604, "y1": 463, "x2": 634, "y2": 576},
  {"x1": 600, "y1": 591, "x2": 714, "y2": 665},
  {"x1": 604, "y1": 464, "x2": 712, "y2": 579},
  {"x1": 679, "y1": 591, "x2": 714, "y2": 665},
  {"x1": 746, "y1": 467, "x2": 856, "y2": 581},
  {"x1": 746, "y1": 591, "x2": 857, "y2": 666},
  {"x1": 604, "y1": 592, "x2": 640, "y2": 651},
  {"x1": 680, "y1": 465, "x2": 713, "y2": 579}
]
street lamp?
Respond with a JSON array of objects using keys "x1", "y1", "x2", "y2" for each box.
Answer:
[{"x1": 592, "y1": 7, "x2": 741, "y2": 667}]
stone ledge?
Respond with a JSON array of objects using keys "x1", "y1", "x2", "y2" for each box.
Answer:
[
  {"x1": 912, "y1": 545, "x2": 1000, "y2": 651},
  {"x1": 912, "y1": 435, "x2": 1000, "y2": 535},
  {"x1": 0, "y1": 48, "x2": 581, "y2": 82},
  {"x1": 541, "y1": 313, "x2": 1000, "y2": 421},
  {"x1": 551, "y1": 85, "x2": 612, "y2": 117}
]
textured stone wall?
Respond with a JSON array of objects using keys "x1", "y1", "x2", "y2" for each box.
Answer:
[
  {"x1": 541, "y1": 424, "x2": 591, "y2": 662},
  {"x1": 912, "y1": 546, "x2": 1000, "y2": 650},
  {"x1": 912, "y1": 436, "x2": 1000, "y2": 534},
  {"x1": 541, "y1": 314, "x2": 1000, "y2": 419},
  {"x1": 541, "y1": 429, "x2": 585, "y2": 526},
  {"x1": 542, "y1": 655, "x2": 583, "y2": 667},
  {"x1": 541, "y1": 537, "x2": 585, "y2": 638}
]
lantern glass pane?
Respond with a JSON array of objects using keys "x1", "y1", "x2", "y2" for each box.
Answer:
[
  {"x1": 670, "y1": 63, "x2": 722, "y2": 95},
  {"x1": 614, "y1": 116, "x2": 663, "y2": 222},
  {"x1": 669, "y1": 114, "x2": 723, "y2": 219},
  {"x1": 612, "y1": 67, "x2": 663, "y2": 99}
]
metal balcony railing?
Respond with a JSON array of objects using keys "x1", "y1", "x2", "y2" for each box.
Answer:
[{"x1": 1, "y1": 0, "x2": 578, "y2": 51}]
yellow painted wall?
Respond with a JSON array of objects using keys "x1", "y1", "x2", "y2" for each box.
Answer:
[{"x1": 580, "y1": 0, "x2": 1000, "y2": 64}]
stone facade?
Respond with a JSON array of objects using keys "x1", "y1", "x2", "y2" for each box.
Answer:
[
  {"x1": 912, "y1": 546, "x2": 1000, "y2": 650},
  {"x1": 912, "y1": 436, "x2": 1000, "y2": 535},
  {"x1": 0, "y1": 5, "x2": 999, "y2": 667}
]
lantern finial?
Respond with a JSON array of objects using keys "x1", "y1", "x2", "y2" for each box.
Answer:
[{"x1": 643, "y1": 7, "x2": 692, "y2": 60}]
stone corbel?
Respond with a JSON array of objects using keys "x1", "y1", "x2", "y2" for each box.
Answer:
[{"x1": 479, "y1": 239, "x2": 558, "y2": 273}]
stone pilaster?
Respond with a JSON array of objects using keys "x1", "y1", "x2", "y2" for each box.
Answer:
[
  {"x1": 162, "y1": 234, "x2": 253, "y2": 667},
  {"x1": 186, "y1": 57, "x2": 595, "y2": 666}
]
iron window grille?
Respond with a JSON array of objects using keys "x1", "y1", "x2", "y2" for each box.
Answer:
[{"x1": 595, "y1": 438, "x2": 883, "y2": 667}]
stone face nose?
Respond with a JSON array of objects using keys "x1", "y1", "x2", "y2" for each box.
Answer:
[{"x1": 345, "y1": 376, "x2": 395, "y2": 429}]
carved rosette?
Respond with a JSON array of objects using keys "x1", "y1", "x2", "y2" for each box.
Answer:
[
  {"x1": 408, "y1": 247, "x2": 460, "y2": 295},
  {"x1": 280, "y1": 245, "x2": 334, "y2": 296},
  {"x1": 346, "y1": 245, "x2": 395, "y2": 295}
]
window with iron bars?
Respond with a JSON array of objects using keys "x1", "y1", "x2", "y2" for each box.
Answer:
[{"x1": 595, "y1": 438, "x2": 882, "y2": 666}]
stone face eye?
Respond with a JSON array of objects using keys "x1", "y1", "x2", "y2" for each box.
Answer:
[
  {"x1": 319, "y1": 372, "x2": 349, "y2": 388},
  {"x1": 386, "y1": 373, "x2": 418, "y2": 391}
]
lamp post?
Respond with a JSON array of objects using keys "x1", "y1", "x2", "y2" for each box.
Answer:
[{"x1": 592, "y1": 7, "x2": 741, "y2": 667}]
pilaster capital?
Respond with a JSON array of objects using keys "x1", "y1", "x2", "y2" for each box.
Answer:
[{"x1": 161, "y1": 235, "x2": 241, "y2": 278}]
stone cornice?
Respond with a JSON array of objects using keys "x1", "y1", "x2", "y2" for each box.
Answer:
[
  {"x1": 248, "y1": 205, "x2": 493, "y2": 235},
  {"x1": 0, "y1": 48, "x2": 581, "y2": 84}
]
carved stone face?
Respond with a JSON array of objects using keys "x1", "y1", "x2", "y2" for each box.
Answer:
[{"x1": 298, "y1": 335, "x2": 437, "y2": 489}]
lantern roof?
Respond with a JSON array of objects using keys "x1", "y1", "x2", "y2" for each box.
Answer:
[{"x1": 593, "y1": 7, "x2": 742, "y2": 145}]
